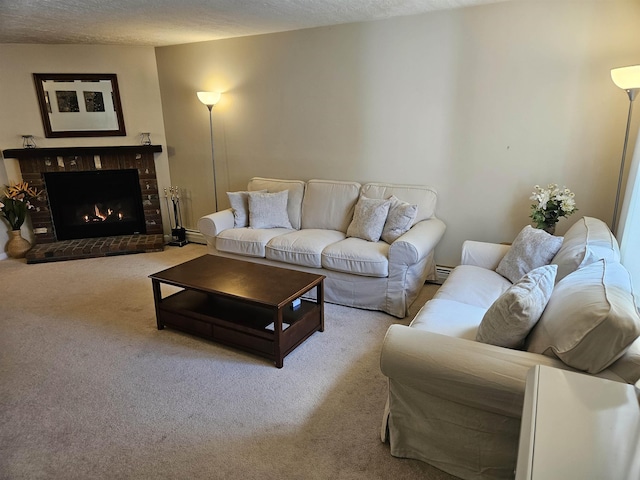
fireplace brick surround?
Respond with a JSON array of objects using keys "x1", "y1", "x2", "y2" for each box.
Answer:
[{"x1": 2, "y1": 145, "x2": 165, "y2": 263}]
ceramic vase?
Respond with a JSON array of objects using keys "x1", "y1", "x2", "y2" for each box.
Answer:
[
  {"x1": 7, "y1": 229, "x2": 31, "y2": 258},
  {"x1": 543, "y1": 224, "x2": 556, "y2": 235}
]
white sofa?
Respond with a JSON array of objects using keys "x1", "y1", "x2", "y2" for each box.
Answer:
[
  {"x1": 380, "y1": 216, "x2": 640, "y2": 479},
  {"x1": 198, "y1": 177, "x2": 446, "y2": 318}
]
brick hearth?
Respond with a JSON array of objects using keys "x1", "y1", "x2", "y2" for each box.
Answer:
[{"x1": 26, "y1": 234, "x2": 164, "y2": 264}]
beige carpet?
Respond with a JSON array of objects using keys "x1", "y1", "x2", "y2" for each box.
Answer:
[{"x1": 0, "y1": 244, "x2": 455, "y2": 480}]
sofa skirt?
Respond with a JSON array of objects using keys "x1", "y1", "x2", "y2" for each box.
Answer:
[{"x1": 383, "y1": 381, "x2": 521, "y2": 480}]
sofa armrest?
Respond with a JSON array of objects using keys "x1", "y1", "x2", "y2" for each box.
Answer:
[
  {"x1": 460, "y1": 240, "x2": 511, "y2": 270},
  {"x1": 197, "y1": 209, "x2": 235, "y2": 238},
  {"x1": 389, "y1": 218, "x2": 446, "y2": 265},
  {"x1": 380, "y1": 325, "x2": 575, "y2": 418}
]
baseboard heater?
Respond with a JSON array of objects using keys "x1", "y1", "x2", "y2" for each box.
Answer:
[
  {"x1": 432, "y1": 265, "x2": 453, "y2": 285},
  {"x1": 185, "y1": 229, "x2": 206, "y2": 244}
]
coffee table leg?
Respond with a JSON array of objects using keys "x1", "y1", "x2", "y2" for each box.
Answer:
[
  {"x1": 151, "y1": 279, "x2": 164, "y2": 330},
  {"x1": 318, "y1": 280, "x2": 324, "y2": 332},
  {"x1": 274, "y1": 309, "x2": 284, "y2": 368}
]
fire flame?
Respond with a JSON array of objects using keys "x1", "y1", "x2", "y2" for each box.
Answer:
[
  {"x1": 83, "y1": 205, "x2": 124, "y2": 222},
  {"x1": 95, "y1": 204, "x2": 107, "y2": 221}
]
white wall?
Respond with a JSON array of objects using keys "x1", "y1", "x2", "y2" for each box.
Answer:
[
  {"x1": 0, "y1": 44, "x2": 171, "y2": 256},
  {"x1": 156, "y1": 0, "x2": 640, "y2": 267}
]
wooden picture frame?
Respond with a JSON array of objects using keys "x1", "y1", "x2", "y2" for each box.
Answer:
[{"x1": 33, "y1": 73, "x2": 126, "y2": 138}]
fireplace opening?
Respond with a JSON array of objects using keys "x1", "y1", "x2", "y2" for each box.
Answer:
[{"x1": 44, "y1": 169, "x2": 147, "y2": 241}]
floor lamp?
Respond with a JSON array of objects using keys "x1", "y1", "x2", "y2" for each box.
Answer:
[
  {"x1": 197, "y1": 91, "x2": 222, "y2": 212},
  {"x1": 610, "y1": 65, "x2": 640, "y2": 234}
]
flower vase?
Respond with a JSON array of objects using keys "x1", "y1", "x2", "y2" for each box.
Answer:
[
  {"x1": 543, "y1": 224, "x2": 556, "y2": 235},
  {"x1": 7, "y1": 229, "x2": 31, "y2": 258}
]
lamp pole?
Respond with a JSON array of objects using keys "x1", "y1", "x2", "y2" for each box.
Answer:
[
  {"x1": 197, "y1": 91, "x2": 222, "y2": 212},
  {"x1": 206, "y1": 103, "x2": 218, "y2": 212},
  {"x1": 610, "y1": 65, "x2": 640, "y2": 236},
  {"x1": 612, "y1": 89, "x2": 637, "y2": 234}
]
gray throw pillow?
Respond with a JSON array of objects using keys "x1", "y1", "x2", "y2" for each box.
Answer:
[
  {"x1": 476, "y1": 264, "x2": 557, "y2": 349},
  {"x1": 496, "y1": 225, "x2": 563, "y2": 283},
  {"x1": 346, "y1": 196, "x2": 392, "y2": 242},
  {"x1": 248, "y1": 190, "x2": 293, "y2": 229},
  {"x1": 227, "y1": 189, "x2": 266, "y2": 227},
  {"x1": 381, "y1": 195, "x2": 418, "y2": 244}
]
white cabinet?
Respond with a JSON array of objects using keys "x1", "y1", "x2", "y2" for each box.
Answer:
[{"x1": 516, "y1": 365, "x2": 640, "y2": 480}]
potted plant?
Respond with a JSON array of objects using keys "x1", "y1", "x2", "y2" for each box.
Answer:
[{"x1": 0, "y1": 181, "x2": 41, "y2": 258}]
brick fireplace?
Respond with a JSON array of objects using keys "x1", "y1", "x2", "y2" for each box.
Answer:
[{"x1": 2, "y1": 145, "x2": 165, "y2": 263}]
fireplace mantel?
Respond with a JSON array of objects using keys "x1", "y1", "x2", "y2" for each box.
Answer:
[
  {"x1": 3, "y1": 144, "x2": 162, "y2": 160},
  {"x1": 2, "y1": 145, "x2": 165, "y2": 263}
]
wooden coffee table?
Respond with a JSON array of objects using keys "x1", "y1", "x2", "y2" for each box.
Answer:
[{"x1": 149, "y1": 255, "x2": 325, "y2": 367}]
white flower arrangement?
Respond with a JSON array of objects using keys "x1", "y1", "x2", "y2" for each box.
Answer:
[{"x1": 530, "y1": 184, "x2": 577, "y2": 232}]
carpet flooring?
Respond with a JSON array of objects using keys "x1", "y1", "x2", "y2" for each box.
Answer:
[{"x1": 0, "y1": 244, "x2": 455, "y2": 480}]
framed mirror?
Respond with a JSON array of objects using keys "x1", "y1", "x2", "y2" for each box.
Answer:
[{"x1": 33, "y1": 73, "x2": 126, "y2": 138}]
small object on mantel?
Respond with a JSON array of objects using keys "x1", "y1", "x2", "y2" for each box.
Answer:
[
  {"x1": 140, "y1": 132, "x2": 152, "y2": 145},
  {"x1": 22, "y1": 134, "x2": 36, "y2": 149}
]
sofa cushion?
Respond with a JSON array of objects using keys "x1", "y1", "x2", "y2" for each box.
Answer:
[
  {"x1": 248, "y1": 190, "x2": 293, "y2": 229},
  {"x1": 216, "y1": 227, "x2": 292, "y2": 257},
  {"x1": 410, "y1": 298, "x2": 486, "y2": 341},
  {"x1": 496, "y1": 225, "x2": 562, "y2": 283},
  {"x1": 381, "y1": 196, "x2": 418, "y2": 244},
  {"x1": 360, "y1": 182, "x2": 437, "y2": 223},
  {"x1": 435, "y1": 264, "x2": 512, "y2": 310},
  {"x1": 346, "y1": 196, "x2": 391, "y2": 242},
  {"x1": 476, "y1": 264, "x2": 557, "y2": 349},
  {"x1": 527, "y1": 260, "x2": 640, "y2": 374},
  {"x1": 321, "y1": 237, "x2": 390, "y2": 277},
  {"x1": 301, "y1": 179, "x2": 361, "y2": 232},
  {"x1": 551, "y1": 216, "x2": 620, "y2": 282},
  {"x1": 266, "y1": 229, "x2": 345, "y2": 268},
  {"x1": 227, "y1": 189, "x2": 266, "y2": 228},
  {"x1": 248, "y1": 177, "x2": 306, "y2": 230}
]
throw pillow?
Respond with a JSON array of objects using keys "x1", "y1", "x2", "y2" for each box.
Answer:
[
  {"x1": 346, "y1": 196, "x2": 392, "y2": 242},
  {"x1": 227, "y1": 189, "x2": 266, "y2": 227},
  {"x1": 381, "y1": 195, "x2": 418, "y2": 244},
  {"x1": 248, "y1": 190, "x2": 293, "y2": 229},
  {"x1": 496, "y1": 225, "x2": 563, "y2": 283},
  {"x1": 526, "y1": 259, "x2": 640, "y2": 374},
  {"x1": 476, "y1": 264, "x2": 557, "y2": 349}
]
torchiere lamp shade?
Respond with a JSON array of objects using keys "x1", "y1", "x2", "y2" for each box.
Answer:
[
  {"x1": 197, "y1": 91, "x2": 221, "y2": 107},
  {"x1": 611, "y1": 65, "x2": 640, "y2": 91}
]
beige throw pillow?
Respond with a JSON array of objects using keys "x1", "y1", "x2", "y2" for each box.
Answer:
[
  {"x1": 496, "y1": 225, "x2": 563, "y2": 283},
  {"x1": 526, "y1": 259, "x2": 640, "y2": 374},
  {"x1": 381, "y1": 195, "x2": 418, "y2": 244},
  {"x1": 248, "y1": 190, "x2": 293, "y2": 229},
  {"x1": 346, "y1": 196, "x2": 391, "y2": 242},
  {"x1": 476, "y1": 264, "x2": 557, "y2": 349},
  {"x1": 227, "y1": 189, "x2": 266, "y2": 227}
]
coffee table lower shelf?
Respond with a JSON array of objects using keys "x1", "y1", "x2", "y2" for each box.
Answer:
[{"x1": 155, "y1": 289, "x2": 323, "y2": 367}]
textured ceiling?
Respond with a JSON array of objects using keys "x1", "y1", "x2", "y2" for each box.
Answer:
[{"x1": 0, "y1": 0, "x2": 508, "y2": 47}]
